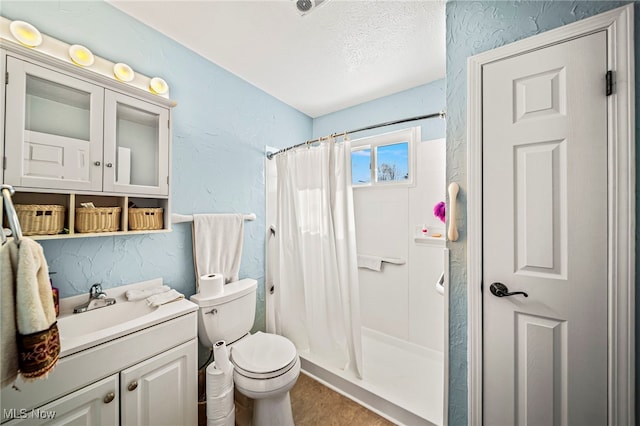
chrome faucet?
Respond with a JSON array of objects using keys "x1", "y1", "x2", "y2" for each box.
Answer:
[{"x1": 73, "y1": 283, "x2": 116, "y2": 313}]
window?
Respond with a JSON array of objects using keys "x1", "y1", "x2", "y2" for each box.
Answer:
[
  {"x1": 351, "y1": 148, "x2": 371, "y2": 184},
  {"x1": 350, "y1": 127, "x2": 418, "y2": 187}
]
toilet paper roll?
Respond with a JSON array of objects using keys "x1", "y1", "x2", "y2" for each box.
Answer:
[
  {"x1": 207, "y1": 406, "x2": 235, "y2": 426},
  {"x1": 206, "y1": 386, "x2": 234, "y2": 419},
  {"x1": 199, "y1": 273, "x2": 224, "y2": 297},
  {"x1": 206, "y1": 361, "x2": 234, "y2": 397},
  {"x1": 213, "y1": 340, "x2": 233, "y2": 374}
]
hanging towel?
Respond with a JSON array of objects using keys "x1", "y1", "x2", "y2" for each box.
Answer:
[
  {"x1": 1, "y1": 240, "x2": 18, "y2": 387},
  {"x1": 357, "y1": 254, "x2": 383, "y2": 272},
  {"x1": 12, "y1": 238, "x2": 59, "y2": 381},
  {"x1": 192, "y1": 214, "x2": 244, "y2": 289},
  {"x1": 357, "y1": 254, "x2": 406, "y2": 272}
]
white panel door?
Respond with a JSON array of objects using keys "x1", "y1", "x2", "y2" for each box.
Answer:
[{"x1": 483, "y1": 31, "x2": 607, "y2": 425}]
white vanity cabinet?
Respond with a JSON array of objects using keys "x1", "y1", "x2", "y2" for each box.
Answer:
[{"x1": 1, "y1": 303, "x2": 198, "y2": 426}]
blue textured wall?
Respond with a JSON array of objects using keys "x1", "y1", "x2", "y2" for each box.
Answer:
[
  {"x1": 445, "y1": 1, "x2": 637, "y2": 425},
  {"x1": 312, "y1": 79, "x2": 446, "y2": 140},
  {"x1": 2, "y1": 1, "x2": 312, "y2": 336}
]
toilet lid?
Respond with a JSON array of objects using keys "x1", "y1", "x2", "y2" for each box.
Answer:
[{"x1": 230, "y1": 332, "x2": 297, "y2": 374}]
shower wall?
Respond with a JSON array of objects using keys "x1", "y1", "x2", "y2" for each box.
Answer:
[
  {"x1": 354, "y1": 137, "x2": 445, "y2": 352},
  {"x1": 312, "y1": 79, "x2": 446, "y2": 353}
]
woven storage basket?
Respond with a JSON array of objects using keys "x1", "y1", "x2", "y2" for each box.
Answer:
[
  {"x1": 14, "y1": 204, "x2": 65, "y2": 236},
  {"x1": 128, "y1": 208, "x2": 163, "y2": 230},
  {"x1": 75, "y1": 207, "x2": 121, "y2": 233}
]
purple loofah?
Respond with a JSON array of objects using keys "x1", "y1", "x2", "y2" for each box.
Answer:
[{"x1": 434, "y1": 201, "x2": 446, "y2": 223}]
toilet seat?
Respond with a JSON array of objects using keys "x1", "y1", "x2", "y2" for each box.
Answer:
[{"x1": 230, "y1": 332, "x2": 298, "y2": 379}]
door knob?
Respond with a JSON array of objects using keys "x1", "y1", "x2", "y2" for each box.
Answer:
[
  {"x1": 103, "y1": 392, "x2": 115, "y2": 404},
  {"x1": 489, "y1": 282, "x2": 528, "y2": 298},
  {"x1": 128, "y1": 381, "x2": 138, "y2": 391}
]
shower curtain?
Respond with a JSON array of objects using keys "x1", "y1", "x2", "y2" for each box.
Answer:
[{"x1": 274, "y1": 137, "x2": 363, "y2": 378}]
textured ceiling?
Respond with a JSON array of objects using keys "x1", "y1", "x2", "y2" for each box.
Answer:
[{"x1": 108, "y1": 0, "x2": 445, "y2": 117}]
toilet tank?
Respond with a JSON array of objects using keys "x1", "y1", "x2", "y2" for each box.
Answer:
[{"x1": 191, "y1": 279, "x2": 257, "y2": 345}]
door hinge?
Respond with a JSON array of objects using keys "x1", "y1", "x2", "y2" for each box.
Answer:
[
  {"x1": 5, "y1": 71, "x2": 8, "y2": 85},
  {"x1": 168, "y1": 119, "x2": 170, "y2": 129},
  {"x1": 3, "y1": 156, "x2": 6, "y2": 170},
  {"x1": 606, "y1": 70, "x2": 614, "y2": 96},
  {"x1": 167, "y1": 176, "x2": 169, "y2": 184}
]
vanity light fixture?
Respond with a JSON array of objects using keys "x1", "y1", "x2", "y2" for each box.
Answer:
[
  {"x1": 149, "y1": 77, "x2": 169, "y2": 95},
  {"x1": 113, "y1": 63, "x2": 135, "y2": 82},
  {"x1": 9, "y1": 20, "x2": 42, "y2": 47},
  {"x1": 68, "y1": 44, "x2": 95, "y2": 67}
]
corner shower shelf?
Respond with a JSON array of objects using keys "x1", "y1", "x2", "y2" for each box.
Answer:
[{"x1": 414, "y1": 235, "x2": 446, "y2": 247}]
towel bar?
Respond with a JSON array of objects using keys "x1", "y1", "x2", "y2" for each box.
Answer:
[{"x1": 171, "y1": 213, "x2": 256, "y2": 224}]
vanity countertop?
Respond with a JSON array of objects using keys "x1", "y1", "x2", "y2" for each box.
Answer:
[{"x1": 57, "y1": 278, "x2": 197, "y2": 357}]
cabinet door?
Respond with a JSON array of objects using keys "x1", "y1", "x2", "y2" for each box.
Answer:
[
  {"x1": 103, "y1": 90, "x2": 169, "y2": 196},
  {"x1": 2, "y1": 375, "x2": 118, "y2": 426},
  {"x1": 120, "y1": 340, "x2": 197, "y2": 426},
  {"x1": 4, "y1": 56, "x2": 104, "y2": 191}
]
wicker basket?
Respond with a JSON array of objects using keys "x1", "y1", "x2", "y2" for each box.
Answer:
[
  {"x1": 14, "y1": 204, "x2": 65, "y2": 236},
  {"x1": 75, "y1": 207, "x2": 121, "y2": 233},
  {"x1": 128, "y1": 208, "x2": 164, "y2": 230}
]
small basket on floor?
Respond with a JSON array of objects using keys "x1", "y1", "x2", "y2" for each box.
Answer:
[
  {"x1": 128, "y1": 208, "x2": 163, "y2": 230},
  {"x1": 14, "y1": 204, "x2": 65, "y2": 235},
  {"x1": 75, "y1": 207, "x2": 121, "y2": 233}
]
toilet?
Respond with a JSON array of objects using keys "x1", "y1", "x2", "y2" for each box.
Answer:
[{"x1": 190, "y1": 279, "x2": 300, "y2": 426}]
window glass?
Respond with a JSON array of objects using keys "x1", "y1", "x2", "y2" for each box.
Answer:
[
  {"x1": 349, "y1": 127, "x2": 418, "y2": 188},
  {"x1": 376, "y1": 142, "x2": 409, "y2": 182},
  {"x1": 351, "y1": 148, "x2": 371, "y2": 185}
]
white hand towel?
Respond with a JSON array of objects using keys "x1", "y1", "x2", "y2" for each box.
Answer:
[
  {"x1": 1, "y1": 240, "x2": 18, "y2": 387},
  {"x1": 14, "y1": 238, "x2": 59, "y2": 381},
  {"x1": 192, "y1": 214, "x2": 244, "y2": 290},
  {"x1": 357, "y1": 254, "x2": 383, "y2": 272},
  {"x1": 126, "y1": 285, "x2": 170, "y2": 301},
  {"x1": 146, "y1": 289, "x2": 184, "y2": 307}
]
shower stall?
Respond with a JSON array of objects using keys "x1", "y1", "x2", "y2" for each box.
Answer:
[{"x1": 265, "y1": 133, "x2": 446, "y2": 426}]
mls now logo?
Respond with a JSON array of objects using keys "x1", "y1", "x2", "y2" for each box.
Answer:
[{"x1": 3, "y1": 408, "x2": 56, "y2": 420}]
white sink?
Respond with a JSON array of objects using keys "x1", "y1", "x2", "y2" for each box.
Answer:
[
  {"x1": 58, "y1": 299, "x2": 156, "y2": 340},
  {"x1": 56, "y1": 279, "x2": 197, "y2": 357}
]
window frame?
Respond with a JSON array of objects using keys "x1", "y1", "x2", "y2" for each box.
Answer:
[{"x1": 350, "y1": 126, "x2": 419, "y2": 189}]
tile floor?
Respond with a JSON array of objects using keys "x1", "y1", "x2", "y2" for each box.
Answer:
[{"x1": 290, "y1": 373, "x2": 394, "y2": 426}]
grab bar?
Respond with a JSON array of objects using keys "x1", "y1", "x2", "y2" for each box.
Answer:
[{"x1": 447, "y1": 182, "x2": 459, "y2": 241}]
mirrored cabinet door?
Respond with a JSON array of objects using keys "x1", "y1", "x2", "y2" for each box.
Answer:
[
  {"x1": 4, "y1": 56, "x2": 104, "y2": 191},
  {"x1": 103, "y1": 90, "x2": 169, "y2": 196}
]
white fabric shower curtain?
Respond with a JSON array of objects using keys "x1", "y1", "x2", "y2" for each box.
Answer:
[{"x1": 274, "y1": 137, "x2": 363, "y2": 378}]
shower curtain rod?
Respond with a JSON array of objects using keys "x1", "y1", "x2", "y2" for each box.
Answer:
[{"x1": 266, "y1": 110, "x2": 446, "y2": 160}]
